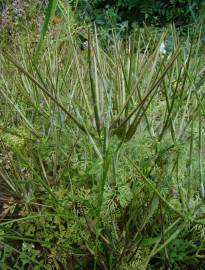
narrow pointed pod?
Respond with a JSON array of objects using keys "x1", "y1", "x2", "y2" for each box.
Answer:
[
  {"x1": 113, "y1": 48, "x2": 181, "y2": 139},
  {"x1": 159, "y1": 67, "x2": 183, "y2": 142},
  {"x1": 0, "y1": 83, "x2": 42, "y2": 139},
  {"x1": 125, "y1": 49, "x2": 181, "y2": 140},
  {"x1": 111, "y1": 32, "x2": 167, "y2": 131},
  {"x1": 198, "y1": 110, "x2": 204, "y2": 199},
  {"x1": 187, "y1": 117, "x2": 194, "y2": 211},
  {"x1": 66, "y1": 27, "x2": 94, "y2": 123},
  {"x1": 3, "y1": 51, "x2": 86, "y2": 134},
  {"x1": 88, "y1": 29, "x2": 101, "y2": 135}
]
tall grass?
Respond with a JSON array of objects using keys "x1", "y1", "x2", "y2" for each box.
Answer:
[{"x1": 34, "y1": 0, "x2": 59, "y2": 61}]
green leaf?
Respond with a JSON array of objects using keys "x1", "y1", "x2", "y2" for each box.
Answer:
[
  {"x1": 143, "y1": 195, "x2": 159, "y2": 227},
  {"x1": 34, "y1": 0, "x2": 59, "y2": 61}
]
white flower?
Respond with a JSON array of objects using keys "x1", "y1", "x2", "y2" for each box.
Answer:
[{"x1": 160, "y1": 42, "x2": 166, "y2": 55}]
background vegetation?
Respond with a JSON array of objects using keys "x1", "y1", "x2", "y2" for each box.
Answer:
[{"x1": 71, "y1": 0, "x2": 204, "y2": 27}]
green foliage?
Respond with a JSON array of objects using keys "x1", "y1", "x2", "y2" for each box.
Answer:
[
  {"x1": 1, "y1": 6, "x2": 205, "y2": 268},
  {"x1": 0, "y1": 0, "x2": 46, "y2": 47},
  {"x1": 34, "y1": 0, "x2": 59, "y2": 61},
  {"x1": 71, "y1": 0, "x2": 204, "y2": 27}
]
